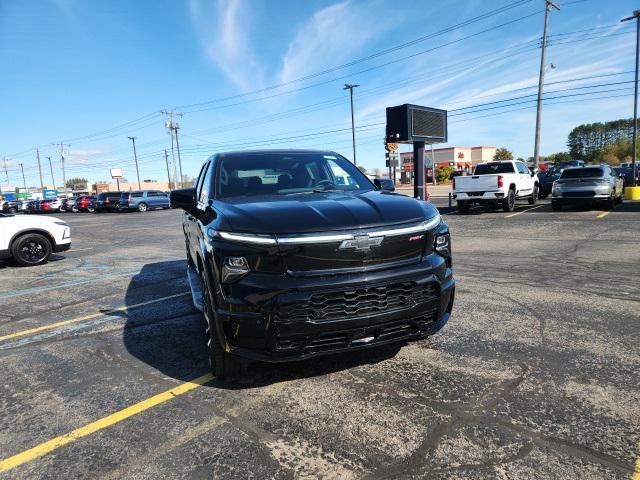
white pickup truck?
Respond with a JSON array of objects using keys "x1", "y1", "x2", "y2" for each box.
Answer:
[
  {"x1": 0, "y1": 213, "x2": 71, "y2": 266},
  {"x1": 452, "y1": 160, "x2": 539, "y2": 213}
]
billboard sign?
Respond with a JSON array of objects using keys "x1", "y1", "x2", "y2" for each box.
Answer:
[
  {"x1": 43, "y1": 189, "x2": 58, "y2": 199},
  {"x1": 16, "y1": 192, "x2": 33, "y2": 199},
  {"x1": 0, "y1": 184, "x2": 16, "y2": 193},
  {"x1": 110, "y1": 168, "x2": 123, "y2": 179}
]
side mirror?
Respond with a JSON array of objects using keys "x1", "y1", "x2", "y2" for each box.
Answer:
[
  {"x1": 374, "y1": 178, "x2": 395, "y2": 192},
  {"x1": 170, "y1": 187, "x2": 196, "y2": 211}
]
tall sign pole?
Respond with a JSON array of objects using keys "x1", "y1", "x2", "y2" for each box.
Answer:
[
  {"x1": 19, "y1": 163, "x2": 26, "y2": 191},
  {"x1": 36, "y1": 149, "x2": 44, "y2": 189},
  {"x1": 622, "y1": 10, "x2": 640, "y2": 187},
  {"x1": 46, "y1": 156, "x2": 55, "y2": 189},
  {"x1": 533, "y1": 0, "x2": 560, "y2": 168}
]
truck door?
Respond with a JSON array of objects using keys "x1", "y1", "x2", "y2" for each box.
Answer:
[{"x1": 516, "y1": 162, "x2": 533, "y2": 195}]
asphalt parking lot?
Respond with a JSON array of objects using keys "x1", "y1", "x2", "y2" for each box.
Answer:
[{"x1": 1, "y1": 199, "x2": 639, "y2": 479}]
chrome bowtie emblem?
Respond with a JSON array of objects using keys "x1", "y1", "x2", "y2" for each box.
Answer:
[{"x1": 338, "y1": 235, "x2": 383, "y2": 251}]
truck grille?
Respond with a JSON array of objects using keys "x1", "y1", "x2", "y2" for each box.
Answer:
[{"x1": 274, "y1": 282, "x2": 438, "y2": 323}]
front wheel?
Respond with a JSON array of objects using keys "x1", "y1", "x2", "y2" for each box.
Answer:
[
  {"x1": 502, "y1": 189, "x2": 516, "y2": 212},
  {"x1": 528, "y1": 185, "x2": 538, "y2": 205},
  {"x1": 87, "y1": 205, "x2": 95, "y2": 213},
  {"x1": 200, "y1": 269, "x2": 246, "y2": 380},
  {"x1": 11, "y1": 233, "x2": 52, "y2": 267}
]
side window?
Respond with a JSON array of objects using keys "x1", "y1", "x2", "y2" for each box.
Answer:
[
  {"x1": 198, "y1": 161, "x2": 214, "y2": 206},
  {"x1": 195, "y1": 162, "x2": 210, "y2": 204}
]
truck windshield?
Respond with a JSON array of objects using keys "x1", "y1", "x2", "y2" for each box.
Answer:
[
  {"x1": 560, "y1": 168, "x2": 603, "y2": 179},
  {"x1": 473, "y1": 163, "x2": 514, "y2": 175},
  {"x1": 215, "y1": 152, "x2": 374, "y2": 199}
]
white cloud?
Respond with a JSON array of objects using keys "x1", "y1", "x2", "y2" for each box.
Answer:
[
  {"x1": 279, "y1": 1, "x2": 384, "y2": 85},
  {"x1": 65, "y1": 148, "x2": 104, "y2": 166},
  {"x1": 190, "y1": 0, "x2": 263, "y2": 91}
]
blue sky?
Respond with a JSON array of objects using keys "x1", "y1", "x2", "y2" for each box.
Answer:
[{"x1": 0, "y1": 0, "x2": 638, "y2": 187}]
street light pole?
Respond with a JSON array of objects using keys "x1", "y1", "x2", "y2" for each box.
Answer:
[
  {"x1": 19, "y1": 163, "x2": 26, "y2": 191},
  {"x1": 533, "y1": 0, "x2": 559, "y2": 168},
  {"x1": 128, "y1": 136, "x2": 141, "y2": 190},
  {"x1": 343, "y1": 83, "x2": 360, "y2": 165},
  {"x1": 622, "y1": 10, "x2": 640, "y2": 187}
]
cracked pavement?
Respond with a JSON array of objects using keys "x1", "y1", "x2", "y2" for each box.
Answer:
[{"x1": 0, "y1": 200, "x2": 638, "y2": 479}]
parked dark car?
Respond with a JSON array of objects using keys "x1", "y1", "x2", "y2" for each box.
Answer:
[
  {"x1": 94, "y1": 192, "x2": 121, "y2": 212},
  {"x1": 118, "y1": 190, "x2": 171, "y2": 212},
  {"x1": 72, "y1": 195, "x2": 96, "y2": 212},
  {"x1": 171, "y1": 149, "x2": 455, "y2": 380},
  {"x1": 1, "y1": 200, "x2": 20, "y2": 213}
]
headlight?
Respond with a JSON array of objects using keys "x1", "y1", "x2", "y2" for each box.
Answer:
[
  {"x1": 221, "y1": 256, "x2": 250, "y2": 283},
  {"x1": 208, "y1": 228, "x2": 276, "y2": 245},
  {"x1": 434, "y1": 233, "x2": 450, "y2": 258}
]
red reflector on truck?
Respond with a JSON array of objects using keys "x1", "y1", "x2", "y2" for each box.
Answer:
[{"x1": 497, "y1": 175, "x2": 504, "y2": 188}]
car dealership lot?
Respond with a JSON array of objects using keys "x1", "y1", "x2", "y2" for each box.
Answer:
[{"x1": 0, "y1": 202, "x2": 638, "y2": 479}]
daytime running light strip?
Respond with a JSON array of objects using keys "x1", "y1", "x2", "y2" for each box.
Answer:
[{"x1": 215, "y1": 214, "x2": 441, "y2": 245}]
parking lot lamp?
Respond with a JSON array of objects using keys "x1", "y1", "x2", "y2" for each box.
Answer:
[
  {"x1": 621, "y1": 10, "x2": 640, "y2": 187},
  {"x1": 343, "y1": 84, "x2": 360, "y2": 165},
  {"x1": 128, "y1": 136, "x2": 141, "y2": 190}
]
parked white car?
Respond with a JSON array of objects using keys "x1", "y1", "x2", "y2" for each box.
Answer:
[
  {"x1": 452, "y1": 160, "x2": 539, "y2": 213},
  {"x1": 0, "y1": 213, "x2": 71, "y2": 266}
]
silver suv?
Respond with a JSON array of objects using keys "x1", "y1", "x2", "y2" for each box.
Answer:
[{"x1": 551, "y1": 165, "x2": 624, "y2": 211}]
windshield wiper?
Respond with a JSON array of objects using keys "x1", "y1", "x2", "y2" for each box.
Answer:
[{"x1": 312, "y1": 188, "x2": 341, "y2": 193}]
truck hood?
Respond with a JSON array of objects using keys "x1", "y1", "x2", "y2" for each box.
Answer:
[{"x1": 215, "y1": 190, "x2": 437, "y2": 234}]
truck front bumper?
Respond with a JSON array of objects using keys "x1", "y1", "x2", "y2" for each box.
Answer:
[{"x1": 195, "y1": 253, "x2": 455, "y2": 363}]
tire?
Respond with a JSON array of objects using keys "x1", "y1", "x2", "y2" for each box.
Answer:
[
  {"x1": 137, "y1": 202, "x2": 148, "y2": 212},
  {"x1": 8, "y1": 207, "x2": 17, "y2": 214},
  {"x1": 11, "y1": 233, "x2": 52, "y2": 267},
  {"x1": 457, "y1": 200, "x2": 470, "y2": 214},
  {"x1": 200, "y1": 268, "x2": 246, "y2": 380},
  {"x1": 71, "y1": 205, "x2": 79, "y2": 213},
  {"x1": 502, "y1": 189, "x2": 516, "y2": 212},
  {"x1": 551, "y1": 201, "x2": 562, "y2": 211},
  {"x1": 87, "y1": 205, "x2": 95, "y2": 213},
  {"x1": 528, "y1": 185, "x2": 538, "y2": 205}
]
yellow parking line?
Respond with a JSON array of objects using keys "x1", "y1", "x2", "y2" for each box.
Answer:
[
  {"x1": 633, "y1": 444, "x2": 640, "y2": 480},
  {"x1": 504, "y1": 204, "x2": 543, "y2": 218},
  {"x1": 0, "y1": 373, "x2": 215, "y2": 473},
  {"x1": 0, "y1": 292, "x2": 190, "y2": 342},
  {"x1": 596, "y1": 211, "x2": 610, "y2": 219}
]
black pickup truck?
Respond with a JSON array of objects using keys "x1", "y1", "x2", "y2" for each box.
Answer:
[{"x1": 171, "y1": 149, "x2": 455, "y2": 379}]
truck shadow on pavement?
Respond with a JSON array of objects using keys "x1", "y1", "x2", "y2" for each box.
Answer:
[{"x1": 121, "y1": 260, "x2": 402, "y2": 389}]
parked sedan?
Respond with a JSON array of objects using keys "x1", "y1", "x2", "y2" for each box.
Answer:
[
  {"x1": 60, "y1": 197, "x2": 77, "y2": 212},
  {"x1": 1, "y1": 200, "x2": 20, "y2": 214},
  {"x1": 94, "y1": 192, "x2": 121, "y2": 212},
  {"x1": 551, "y1": 164, "x2": 624, "y2": 210},
  {"x1": 40, "y1": 198, "x2": 63, "y2": 213}
]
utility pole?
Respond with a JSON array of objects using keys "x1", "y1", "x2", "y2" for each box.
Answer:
[
  {"x1": 128, "y1": 136, "x2": 141, "y2": 190},
  {"x1": 53, "y1": 143, "x2": 70, "y2": 193},
  {"x1": 19, "y1": 163, "x2": 26, "y2": 191},
  {"x1": 343, "y1": 84, "x2": 360, "y2": 165},
  {"x1": 533, "y1": 0, "x2": 560, "y2": 168},
  {"x1": 161, "y1": 110, "x2": 184, "y2": 187},
  {"x1": 174, "y1": 126, "x2": 184, "y2": 187},
  {"x1": 622, "y1": 10, "x2": 640, "y2": 187},
  {"x1": 46, "y1": 156, "x2": 55, "y2": 189},
  {"x1": 36, "y1": 148, "x2": 44, "y2": 190},
  {"x1": 164, "y1": 149, "x2": 173, "y2": 190}
]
